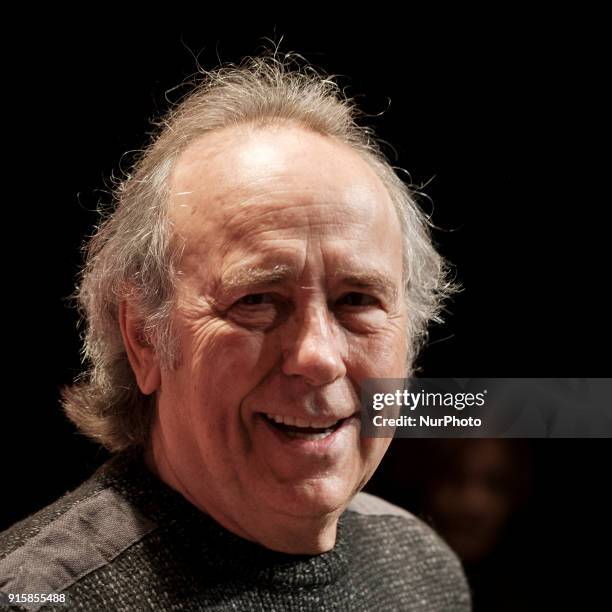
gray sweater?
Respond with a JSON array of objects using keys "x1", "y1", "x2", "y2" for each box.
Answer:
[{"x1": 0, "y1": 450, "x2": 471, "y2": 611}]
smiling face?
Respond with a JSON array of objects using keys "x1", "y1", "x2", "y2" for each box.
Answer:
[{"x1": 140, "y1": 122, "x2": 408, "y2": 553}]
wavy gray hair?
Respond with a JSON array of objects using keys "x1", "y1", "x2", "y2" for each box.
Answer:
[{"x1": 62, "y1": 51, "x2": 457, "y2": 452}]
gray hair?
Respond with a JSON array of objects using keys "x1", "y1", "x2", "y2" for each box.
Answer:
[{"x1": 62, "y1": 51, "x2": 457, "y2": 452}]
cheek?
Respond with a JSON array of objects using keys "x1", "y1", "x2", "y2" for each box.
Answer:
[
  {"x1": 346, "y1": 326, "x2": 408, "y2": 381},
  {"x1": 183, "y1": 318, "x2": 283, "y2": 406},
  {"x1": 362, "y1": 437, "x2": 391, "y2": 465}
]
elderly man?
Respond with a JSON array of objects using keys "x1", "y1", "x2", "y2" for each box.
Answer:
[{"x1": 0, "y1": 53, "x2": 469, "y2": 610}]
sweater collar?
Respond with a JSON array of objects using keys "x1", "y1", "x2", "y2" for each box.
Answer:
[{"x1": 95, "y1": 448, "x2": 352, "y2": 587}]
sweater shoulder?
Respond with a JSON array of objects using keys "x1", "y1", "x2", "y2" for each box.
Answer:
[
  {"x1": 0, "y1": 455, "x2": 157, "y2": 606},
  {"x1": 347, "y1": 490, "x2": 414, "y2": 518},
  {"x1": 346, "y1": 490, "x2": 463, "y2": 563},
  {"x1": 346, "y1": 491, "x2": 472, "y2": 610}
]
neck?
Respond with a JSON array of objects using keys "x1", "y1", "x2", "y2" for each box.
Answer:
[
  {"x1": 227, "y1": 509, "x2": 340, "y2": 555},
  {"x1": 143, "y1": 443, "x2": 342, "y2": 555}
]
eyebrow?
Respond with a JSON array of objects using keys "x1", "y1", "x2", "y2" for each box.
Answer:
[
  {"x1": 214, "y1": 264, "x2": 399, "y2": 304},
  {"x1": 217, "y1": 264, "x2": 297, "y2": 292},
  {"x1": 331, "y1": 269, "x2": 400, "y2": 304}
]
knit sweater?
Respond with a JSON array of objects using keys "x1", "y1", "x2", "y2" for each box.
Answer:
[{"x1": 0, "y1": 450, "x2": 470, "y2": 611}]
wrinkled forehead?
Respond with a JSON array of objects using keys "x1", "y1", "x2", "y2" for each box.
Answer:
[{"x1": 167, "y1": 123, "x2": 401, "y2": 256}]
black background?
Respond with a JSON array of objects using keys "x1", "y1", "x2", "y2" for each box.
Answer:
[{"x1": 3, "y1": 14, "x2": 609, "y2": 608}]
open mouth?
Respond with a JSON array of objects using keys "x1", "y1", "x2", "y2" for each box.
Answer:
[{"x1": 262, "y1": 413, "x2": 351, "y2": 440}]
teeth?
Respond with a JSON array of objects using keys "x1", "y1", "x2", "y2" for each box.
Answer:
[
  {"x1": 285, "y1": 430, "x2": 334, "y2": 440},
  {"x1": 264, "y1": 413, "x2": 343, "y2": 429}
]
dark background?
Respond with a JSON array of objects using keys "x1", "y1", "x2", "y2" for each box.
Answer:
[{"x1": 3, "y1": 15, "x2": 608, "y2": 609}]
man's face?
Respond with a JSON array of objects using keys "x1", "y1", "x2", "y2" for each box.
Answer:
[{"x1": 150, "y1": 123, "x2": 407, "y2": 545}]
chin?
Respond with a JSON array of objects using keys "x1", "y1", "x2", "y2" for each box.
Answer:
[{"x1": 271, "y1": 476, "x2": 357, "y2": 519}]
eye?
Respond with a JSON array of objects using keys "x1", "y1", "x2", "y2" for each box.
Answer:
[
  {"x1": 337, "y1": 292, "x2": 379, "y2": 307},
  {"x1": 234, "y1": 293, "x2": 275, "y2": 306},
  {"x1": 227, "y1": 293, "x2": 286, "y2": 331}
]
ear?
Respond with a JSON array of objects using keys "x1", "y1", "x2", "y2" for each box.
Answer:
[{"x1": 119, "y1": 300, "x2": 162, "y2": 395}]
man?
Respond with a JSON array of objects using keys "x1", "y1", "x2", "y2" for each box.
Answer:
[{"x1": 0, "y1": 52, "x2": 470, "y2": 610}]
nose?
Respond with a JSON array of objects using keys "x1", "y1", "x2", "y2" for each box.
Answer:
[{"x1": 281, "y1": 302, "x2": 347, "y2": 386}]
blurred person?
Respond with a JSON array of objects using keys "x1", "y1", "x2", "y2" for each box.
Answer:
[
  {"x1": 368, "y1": 439, "x2": 533, "y2": 611},
  {"x1": 424, "y1": 439, "x2": 531, "y2": 564}
]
